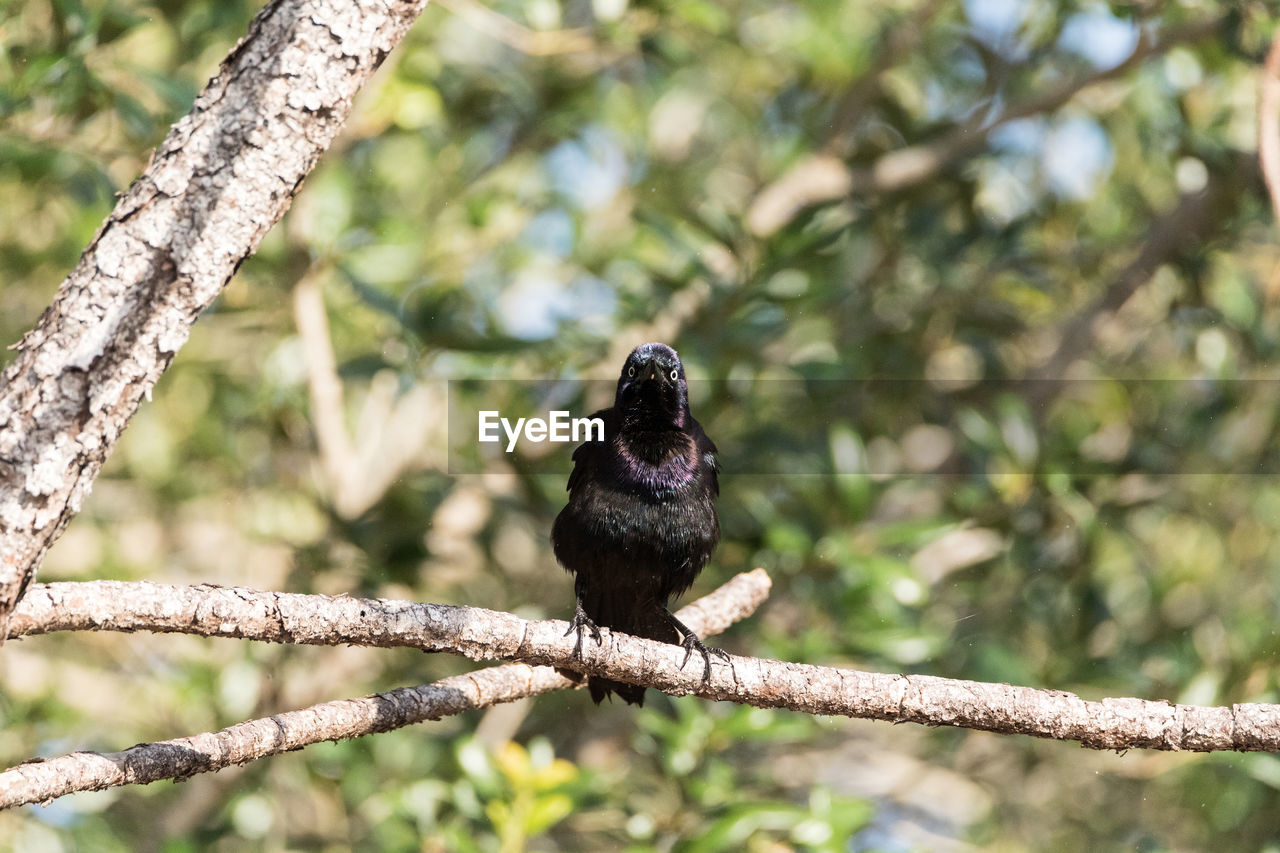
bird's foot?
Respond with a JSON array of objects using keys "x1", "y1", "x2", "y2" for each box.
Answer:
[
  {"x1": 678, "y1": 631, "x2": 732, "y2": 683},
  {"x1": 565, "y1": 604, "x2": 603, "y2": 660}
]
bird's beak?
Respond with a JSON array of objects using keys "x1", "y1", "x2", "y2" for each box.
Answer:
[{"x1": 643, "y1": 363, "x2": 659, "y2": 382}]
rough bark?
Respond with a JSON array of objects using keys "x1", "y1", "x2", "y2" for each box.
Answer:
[
  {"x1": 10, "y1": 567, "x2": 1280, "y2": 764},
  {"x1": 10, "y1": 569, "x2": 772, "y2": 654},
  {"x1": 0, "y1": 0, "x2": 430, "y2": 636},
  {"x1": 0, "y1": 569, "x2": 770, "y2": 809}
]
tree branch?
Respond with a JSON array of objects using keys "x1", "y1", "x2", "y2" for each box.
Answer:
[
  {"x1": 9, "y1": 570, "x2": 770, "y2": 654},
  {"x1": 0, "y1": 570, "x2": 771, "y2": 809},
  {"x1": 1027, "y1": 184, "x2": 1221, "y2": 386},
  {"x1": 820, "y1": 0, "x2": 949, "y2": 157},
  {"x1": 435, "y1": 0, "x2": 594, "y2": 56},
  {"x1": 747, "y1": 15, "x2": 1223, "y2": 236},
  {"x1": 10, "y1": 566, "x2": 1280, "y2": 777},
  {"x1": 0, "y1": 0, "x2": 432, "y2": 637},
  {"x1": 1261, "y1": 23, "x2": 1280, "y2": 227},
  {"x1": 291, "y1": 269, "x2": 444, "y2": 519},
  {"x1": 1025, "y1": 145, "x2": 1262, "y2": 406}
]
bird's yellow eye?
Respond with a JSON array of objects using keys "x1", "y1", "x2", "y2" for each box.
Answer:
[
  {"x1": 627, "y1": 366, "x2": 635, "y2": 377},
  {"x1": 670, "y1": 369, "x2": 678, "y2": 381}
]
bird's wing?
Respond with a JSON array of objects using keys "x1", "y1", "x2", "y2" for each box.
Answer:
[
  {"x1": 689, "y1": 416, "x2": 719, "y2": 495},
  {"x1": 566, "y1": 407, "x2": 615, "y2": 493}
]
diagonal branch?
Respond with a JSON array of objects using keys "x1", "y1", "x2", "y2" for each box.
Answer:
[
  {"x1": 1261, "y1": 23, "x2": 1280, "y2": 227},
  {"x1": 1027, "y1": 183, "x2": 1222, "y2": 386},
  {"x1": 1026, "y1": 145, "x2": 1261, "y2": 403},
  {"x1": 292, "y1": 268, "x2": 360, "y2": 505},
  {"x1": 0, "y1": 0, "x2": 434, "y2": 637},
  {"x1": 821, "y1": 0, "x2": 950, "y2": 157},
  {"x1": 864, "y1": 17, "x2": 1222, "y2": 191},
  {"x1": 0, "y1": 570, "x2": 770, "y2": 809},
  {"x1": 747, "y1": 15, "x2": 1223, "y2": 236}
]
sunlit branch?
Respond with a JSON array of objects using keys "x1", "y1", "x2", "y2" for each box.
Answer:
[
  {"x1": 0, "y1": 570, "x2": 771, "y2": 809},
  {"x1": 8, "y1": 560, "x2": 1280, "y2": 814}
]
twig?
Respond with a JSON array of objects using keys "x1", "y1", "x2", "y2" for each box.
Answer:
[
  {"x1": 1261, "y1": 25, "x2": 1280, "y2": 227},
  {"x1": 291, "y1": 269, "x2": 444, "y2": 519},
  {"x1": 292, "y1": 268, "x2": 358, "y2": 493},
  {"x1": 436, "y1": 0, "x2": 594, "y2": 56},
  {"x1": 0, "y1": 570, "x2": 770, "y2": 809}
]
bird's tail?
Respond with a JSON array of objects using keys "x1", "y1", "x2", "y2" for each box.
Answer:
[{"x1": 588, "y1": 603, "x2": 678, "y2": 707}]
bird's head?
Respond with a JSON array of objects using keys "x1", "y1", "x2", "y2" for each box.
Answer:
[{"x1": 615, "y1": 342, "x2": 689, "y2": 428}]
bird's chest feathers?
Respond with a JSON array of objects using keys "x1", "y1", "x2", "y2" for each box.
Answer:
[
  {"x1": 611, "y1": 429, "x2": 699, "y2": 498},
  {"x1": 578, "y1": 448, "x2": 716, "y2": 562}
]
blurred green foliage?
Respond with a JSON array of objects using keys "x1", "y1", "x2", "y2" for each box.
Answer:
[{"x1": 5, "y1": 0, "x2": 1280, "y2": 849}]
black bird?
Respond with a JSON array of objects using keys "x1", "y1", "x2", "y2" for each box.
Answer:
[{"x1": 552, "y1": 342, "x2": 724, "y2": 705}]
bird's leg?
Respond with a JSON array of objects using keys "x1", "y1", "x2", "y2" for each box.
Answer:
[
  {"x1": 566, "y1": 599, "x2": 603, "y2": 659},
  {"x1": 665, "y1": 610, "x2": 732, "y2": 683},
  {"x1": 565, "y1": 574, "x2": 603, "y2": 660}
]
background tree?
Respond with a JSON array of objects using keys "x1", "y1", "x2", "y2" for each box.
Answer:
[{"x1": 3, "y1": 0, "x2": 1279, "y2": 850}]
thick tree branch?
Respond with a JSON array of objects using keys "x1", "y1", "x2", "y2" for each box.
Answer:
[
  {"x1": 9, "y1": 570, "x2": 771, "y2": 653},
  {"x1": 0, "y1": 570, "x2": 770, "y2": 809},
  {"x1": 0, "y1": 0, "x2": 432, "y2": 636},
  {"x1": 9, "y1": 567, "x2": 1280, "y2": 771}
]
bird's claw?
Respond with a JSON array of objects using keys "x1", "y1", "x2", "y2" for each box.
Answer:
[
  {"x1": 565, "y1": 605, "x2": 602, "y2": 659},
  {"x1": 678, "y1": 632, "x2": 731, "y2": 683}
]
